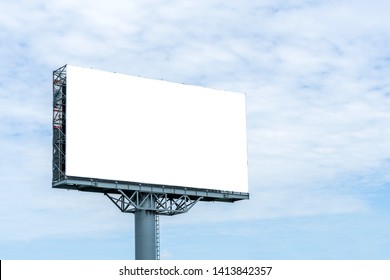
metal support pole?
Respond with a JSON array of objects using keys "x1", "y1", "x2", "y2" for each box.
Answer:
[
  {"x1": 134, "y1": 195, "x2": 157, "y2": 260},
  {"x1": 104, "y1": 190, "x2": 204, "y2": 260}
]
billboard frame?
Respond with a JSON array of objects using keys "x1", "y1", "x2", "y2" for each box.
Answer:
[
  {"x1": 52, "y1": 64, "x2": 249, "y2": 259},
  {"x1": 52, "y1": 64, "x2": 249, "y2": 203}
]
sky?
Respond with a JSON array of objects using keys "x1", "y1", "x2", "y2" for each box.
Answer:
[{"x1": 1, "y1": 0, "x2": 390, "y2": 260}]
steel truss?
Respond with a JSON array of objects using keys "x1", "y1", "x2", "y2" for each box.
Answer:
[
  {"x1": 52, "y1": 65, "x2": 67, "y2": 182},
  {"x1": 105, "y1": 190, "x2": 203, "y2": 216}
]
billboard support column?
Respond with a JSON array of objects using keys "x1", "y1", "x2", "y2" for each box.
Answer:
[{"x1": 134, "y1": 194, "x2": 157, "y2": 260}]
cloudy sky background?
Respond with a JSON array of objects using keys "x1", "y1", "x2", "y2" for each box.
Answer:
[{"x1": 1, "y1": 0, "x2": 390, "y2": 259}]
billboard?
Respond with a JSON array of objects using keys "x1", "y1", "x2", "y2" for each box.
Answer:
[{"x1": 53, "y1": 65, "x2": 248, "y2": 199}]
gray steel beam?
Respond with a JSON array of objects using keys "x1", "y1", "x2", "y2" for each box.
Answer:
[{"x1": 53, "y1": 177, "x2": 249, "y2": 202}]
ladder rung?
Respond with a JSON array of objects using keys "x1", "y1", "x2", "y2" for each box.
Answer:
[{"x1": 155, "y1": 214, "x2": 160, "y2": 260}]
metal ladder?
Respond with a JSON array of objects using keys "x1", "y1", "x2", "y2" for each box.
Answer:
[{"x1": 155, "y1": 214, "x2": 160, "y2": 260}]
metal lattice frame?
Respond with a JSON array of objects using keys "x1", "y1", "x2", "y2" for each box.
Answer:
[
  {"x1": 52, "y1": 65, "x2": 67, "y2": 182},
  {"x1": 105, "y1": 190, "x2": 203, "y2": 216}
]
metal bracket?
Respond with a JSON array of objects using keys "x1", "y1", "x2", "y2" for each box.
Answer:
[{"x1": 105, "y1": 190, "x2": 203, "y2": 216}]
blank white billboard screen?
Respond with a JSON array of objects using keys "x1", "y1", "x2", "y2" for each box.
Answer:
[{"x1": 65, "y1": 65, "x2": 248, "y2": 193}]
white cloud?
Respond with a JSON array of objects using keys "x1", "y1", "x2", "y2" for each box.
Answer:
[{"x1": 1, "y1": 0, "x2": 390, "y2": 244}]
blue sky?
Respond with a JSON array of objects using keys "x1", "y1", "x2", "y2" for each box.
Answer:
[{"x1": 1, "y1": 0, "x2": 390, "y2": 259}]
